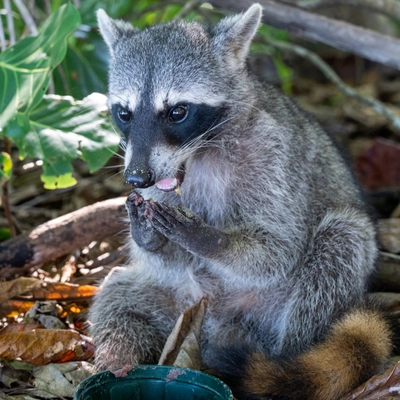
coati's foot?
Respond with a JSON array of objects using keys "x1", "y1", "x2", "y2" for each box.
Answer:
[
  {"x1": 144, "y1": 201, "x2": 228, "y2": 257},
  {"x1": 89, "y1": 266, "x2": 179, "y2": 370},
  {"x1": 126, "y1": 192, "x2": 167, "y2": 251}
]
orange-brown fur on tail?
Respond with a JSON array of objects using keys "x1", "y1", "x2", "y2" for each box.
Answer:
[{"x1": 215, "y1": 309, "x2": 391, "y2": 400}]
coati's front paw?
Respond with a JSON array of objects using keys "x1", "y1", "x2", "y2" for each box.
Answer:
[
  {"x1": 144, "y1": 202, "x2": 227, "y2": 257},
  {"x1": 126, "y1": 192, "x2": 167, "y2": 251}
]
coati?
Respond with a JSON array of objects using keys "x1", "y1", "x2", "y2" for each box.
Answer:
[{"x1": 90, "y1": 4, "x2": 392, "y2": 399}]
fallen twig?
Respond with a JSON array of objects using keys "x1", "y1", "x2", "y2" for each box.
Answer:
[{"x1": 0, "y1": 197, "x2": 127, "y2": 279}]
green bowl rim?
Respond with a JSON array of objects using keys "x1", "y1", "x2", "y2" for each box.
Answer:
[{"x1": 74, "y1": 364, "x2": 233, "y2": 400}]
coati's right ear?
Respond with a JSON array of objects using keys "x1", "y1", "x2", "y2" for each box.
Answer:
[
  {"x1": 97, "y1": 9, "x2": 138, "y2": 53},
  {"x1": 212, "y1": 4, "x2": 262, "y2": 67}
]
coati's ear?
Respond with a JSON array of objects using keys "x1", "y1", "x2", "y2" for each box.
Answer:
[
  {"x1": 213, "y1": 4, "x2": 262, "y2": 66},
  {"x1": 97, "y1": 9, "x2": 138, "y2": 54}
]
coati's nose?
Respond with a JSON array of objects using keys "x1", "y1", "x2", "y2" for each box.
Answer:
[{"x1": 124, "y1": 168, "x2": 155, "y2": 188}]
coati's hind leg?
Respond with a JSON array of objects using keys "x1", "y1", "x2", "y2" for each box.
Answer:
[
  {"x1": 210, "y1": 308, "x2": 391, "y2": 400},
  {"x1": 277, "y1": 208, "x2": 379, "y2": 354},
  {"x1": 89, "y1": 267, "x2": 179, "y2": 370}
]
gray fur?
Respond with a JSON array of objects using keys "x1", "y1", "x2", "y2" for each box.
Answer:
[{"x1": 91, "y1": 2, "x2": 378, "y2": 378}]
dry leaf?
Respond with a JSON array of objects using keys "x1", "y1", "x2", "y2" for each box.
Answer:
[
  {"x1": 0, "y1": 278, "x2": 42, "y2": 303},
  {"x1": 25, "y1": 301, "x2": 60, "y2": 319},
  {"x1": 24, "y1": 301, "x2": 66, "y2": 329},
  {"x1": 0, "y1": 363, "x2": 32, "y2": 388},
  {"x1": 158, "y1": 297, "x2": 207, "y2": 370},
  {"x1": 378, "y1": 219, "x2": 400, "y2": 254},
  {"x1": 0, "y1": 329, "x2": 95, "y2": 366},
  {"x1": 0, "y1": 300, "x2": 36, "y2": 319},
  {"x1": 369, "y1": 292, "x2": 400, "y2": 312},
  {"x1": 30, "y1": 283, "x2": 98, "y2": 301},
  {"x1": 340, "y1": 361, "x2": 400, "y2": 400},
  {"x1": 32, "y1": 362, "x2": 96, "y2": 398},
  {"x1": 0, "y1": 324, "x2": 44, "y2": 335},
  {"x1": 0, "y1": 278, "x2": 97, "y2": 304},
  {"x1": 356, "y1": 138, "x2": 400, "y2": 191}
]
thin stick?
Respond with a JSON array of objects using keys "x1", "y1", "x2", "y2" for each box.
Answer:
[
  {"x1": 263, "y1": 36, "x2": 400, "y2": 132},
  {"x1": 0, "y1": 197, "x2": 128, "y2": 279},
  {"x1": 297, "y1": 0, "x2": 400, "y2": 23},
  {"x1": 1, "y1": 138, "x2": 16, "y2": 238},
  {"x1": 0, "y1": 11, "x2": 7, "y2": 51},
  {"x1": 202, "y1": 0, "x2": 400, "y2": 71},
  {"x1": 173, "y1": 1, "x2": 199, "y2": 20},
  {"x1": 4, "y1": 0, "x2": 15, "y2": 46},
  {"x1": 13, "y1": 0, "x2": 38, "y2": 35}
]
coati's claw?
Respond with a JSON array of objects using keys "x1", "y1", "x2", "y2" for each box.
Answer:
[
  {"x1": 144, "y1": 202, "x2": 227, "y2": 256},
  {"x1": 125, "y1": 194, "x2": 167, "y2": 251},
  {"x1": 126, "y1": 191, "x2": 144, "y2": 210},
  {"x1": 133, "y1": 192, "x2": 145, "y2": 206},
  {"x1": 144, "y1": 202, "x2": 178, "y2": 233}
]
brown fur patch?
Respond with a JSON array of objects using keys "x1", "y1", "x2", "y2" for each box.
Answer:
[
  {"x1": 243, "y1": 352, "x2": 287, "y2": 396},
  {"x1": 299, "y1": 309, "x2": 391, "y2": 400},
  {"x1": 242, "y1": 309, "x2": 391, "y2": 400}
]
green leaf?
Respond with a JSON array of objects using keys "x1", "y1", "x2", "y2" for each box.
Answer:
[
  {"x1": 11, "y1": 93, "x2": 119, "y2": 190},
  {"x1": 272, "y1": 53, "x2": 293, "y2": 94},
  {"x1": 53, "y1": 32, "x2": 109, "y2": 98},
  {"x1": 0, "y1": 228, "x2": 11, "y2": 242},
  {"x1": 0, "y1": 152, "x2": 13, "y2": 186},
  {"x1": 0, "y1": 3, "x2": 81, "y2": 130},
  {"x1": 5, "y1": 114, "x2": 30, "y2": 140},
  {"x1": 79, "y1": 0, "x2": 136, "y2": 25},
  {"x1": 41, "y1": 159, "x2": 77, "y2": 190}
]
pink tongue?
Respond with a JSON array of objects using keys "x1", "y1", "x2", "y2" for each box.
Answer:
[{"x1": 155, "y1": 177, "x2": 178, "y2": 192}]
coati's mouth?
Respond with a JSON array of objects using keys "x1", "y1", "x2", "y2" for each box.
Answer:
[{"x1": 155, "y1": 164, "x2": 186, "y2": 192}]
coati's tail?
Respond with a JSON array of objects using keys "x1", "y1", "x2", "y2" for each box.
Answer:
[{"x1": 210, "y1": 309, "x2": 391, "y2": 400}]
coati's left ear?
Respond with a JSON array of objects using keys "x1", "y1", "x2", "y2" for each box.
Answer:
[
  {"x1": 97, "y1": 9, "x2": 139, "y2": 55},
  {"x1": 212, "y1": 4, "x2": 262, "y2": 65}
]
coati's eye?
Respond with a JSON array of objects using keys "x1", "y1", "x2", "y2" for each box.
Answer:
[
  {"x1": 118, "y1": 107, "x2": 132, "y2": 123},
  {"x1": 169, "y1": 105, "x2": 188, "y2": 123}
]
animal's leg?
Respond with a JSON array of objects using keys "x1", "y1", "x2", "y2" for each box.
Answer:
[{"x1": 89, "y1": 267, "x2": 179, "y2": 370}]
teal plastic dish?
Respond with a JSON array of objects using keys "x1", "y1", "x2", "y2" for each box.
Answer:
[{"x1": 74, "y1": 365, "x2": 233, "y2": 400}]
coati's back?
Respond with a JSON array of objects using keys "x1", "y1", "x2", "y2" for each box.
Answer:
[{"x1": 91, "y1": 4, "x2": 392, "y2": 400}]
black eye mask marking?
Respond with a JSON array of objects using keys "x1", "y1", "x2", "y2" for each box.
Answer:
[
  {"x1": 166, "y1": 103, "x2": 228, "y2": 145},
  {"x1": 111, "y1": 104, "x2": 133, "y2": 137},
  {"x1": 117, "y1": 107, "x2": 132, "y2": 123},
  {"x1": 111, "y1": 102, "x2": 229, "y2": 146},
  {"x1": 168, "y1": 105, "x2": 188, "y2": 123}
]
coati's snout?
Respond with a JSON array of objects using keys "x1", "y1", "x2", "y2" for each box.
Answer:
[
  {"x1": 123, "y1": 136, "x2": 186, "y2": 191},
  {"x1": 124, "y1": 167, "x2": 155, "y2": 188},
  {"x1": 123, "y1": 140, "x2": 157, "y2": 188},
  {"x1": 124, "y1": 159, "x2": 186, "y2": 192}
]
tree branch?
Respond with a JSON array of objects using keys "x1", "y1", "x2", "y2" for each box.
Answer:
[
  {"x1": 4, "y1": 0, "x2": 15, "y2": 46},
  {"x1": 0, "y1": 197, "x2": 128, "y2": 279},
  {"x1": 202, "y1": 0, "x2": 400, "y2": 71},
  {"x1": 1, "y1": 138, "x2": 16, "y2": 238},
  {"x1": 173, "y1": 0, "x2": 200, "y2": 20},
  {"x1": 13, "y1": 0, "x2": 38, "y2": 35},
  {"x1": 296, "y1": 0, "x2": 400, "y2": 23},
  {"x1": 0, "y1": 11, "x2": 7, "y2": 51},
  {"x1": 262, "y1": 36, "x2": 400, "y2": 131}
]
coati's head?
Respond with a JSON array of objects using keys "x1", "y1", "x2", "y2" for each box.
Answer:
[{"x1": 97, "y1": 5, "x2": 262, "y2": 191}]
